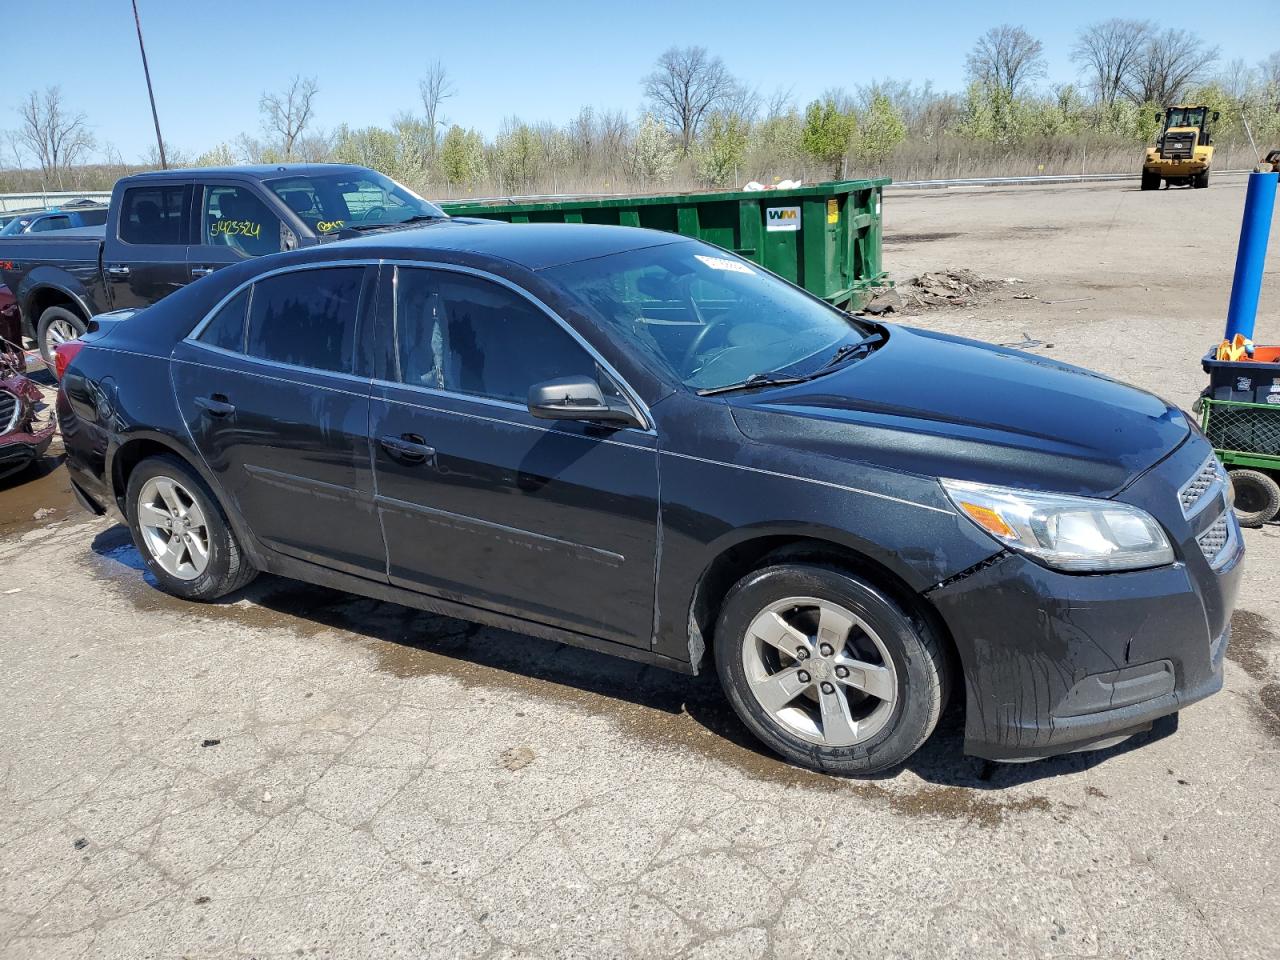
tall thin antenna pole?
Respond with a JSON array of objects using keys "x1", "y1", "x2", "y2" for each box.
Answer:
[{"x1": 132, "y1": 0, "x2": 167, "y2": 168}]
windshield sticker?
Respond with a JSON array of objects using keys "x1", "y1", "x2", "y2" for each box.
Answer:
[
  {"x1": 212, "y1": 219, "x2": 262, "y2": 240},
  {"x1": 316, "y1": 220, "x2": 345, "y2": 234},
  {"x1": 694, "y1": 254, "x2": 756, "y2": 276}
]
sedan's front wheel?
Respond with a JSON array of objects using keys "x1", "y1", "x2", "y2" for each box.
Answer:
[
  {"x1": 715, "y1": 564, "x2": 948, "y2": 776},
  {"x1": 125, "y1": 455, "x2": 257, "y2": 601}
]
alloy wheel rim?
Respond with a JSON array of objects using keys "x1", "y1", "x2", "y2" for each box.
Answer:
[
  {"x1": 47, "y1": 318, "x2": 79, "y2": 348},
  {"x1": 137, "y1": 476, "x2": 210, "y2": 581},
  {"x1": 741, "y1": 596, "x2": 898, "y2": 747}
]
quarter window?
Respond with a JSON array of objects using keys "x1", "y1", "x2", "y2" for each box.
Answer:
[
  {"x1": 245, "y1": 268, "x2": 364, "y2": 373},
  {"x1": 198, "y1": 289, "x2": 249, "y2": 353},
  {"x1": 201, "y1": 185, "x2": 283, "y2": 256},
  {"x1": 119, "y1": 185, "x2": 189, "y2": 245},
  {"x1": 395, "y1": 268, "x2": 595, "y2": 404}
]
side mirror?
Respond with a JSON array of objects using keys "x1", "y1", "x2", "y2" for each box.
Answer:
[
  {"x1": 527, "y1": 376, "x2": 641, "y2": 427},
  {"x1": 1212, "y1": 111, "x2": 1220, "y2": 123}
]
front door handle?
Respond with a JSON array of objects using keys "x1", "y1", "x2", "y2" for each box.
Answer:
[
  {"x1": 195, "y1": 394, "x2": 236, "y2": 418},
  {"x1": 379, "y1": 433, "x2": 435, "y2": 465},
  {"x1": 191, "y1": 266, "x2": 214, "y2": 278},
  {"x1": 105, "y1": 264, "x2": 131, "y2": 278}
]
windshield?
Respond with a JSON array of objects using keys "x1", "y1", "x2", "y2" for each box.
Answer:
[
  {"x1": 264, "y1": 170, "x2": 445, "y2": 237},
  {"x1": 1166, "y1": 107, "x2": 1205, "y2": 128},
  {"x1": 546, "y1": 240, "x2": 868, "y2": 391}
]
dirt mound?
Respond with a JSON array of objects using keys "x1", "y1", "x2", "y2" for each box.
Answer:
[{"x1": 863, "y1": 269, "x2": 1018, "y2": 315}]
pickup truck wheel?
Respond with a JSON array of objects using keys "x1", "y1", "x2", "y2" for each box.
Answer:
[
  {"x1": 714, "y1": 564, "x2": 947, "y2": 776},
  {"x1": 125, "y1": 454, "x2": 258, "y2": 601},
  {"x1": 37, "y1": 306, "x2": 86, "y2": 373}
]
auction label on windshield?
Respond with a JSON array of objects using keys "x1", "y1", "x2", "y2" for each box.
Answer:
[
  {"x1": 766, "y1": 206, "x2": 801, "y2": 232},
  {"x1": 695, "y1": 255, "x2": 757, "y2": 275}
]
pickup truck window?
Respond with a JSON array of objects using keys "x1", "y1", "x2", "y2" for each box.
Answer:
[
  {"x1": 264, "y1": 170, "x2": 444, "y2": 236},
  {"x1": 29, "y1": 216, "x2": 70, "y2": 233},
  {"x1": 120, "y1": 185, "x2": 188, "y2": 245},
  {"x1": 201, "y1": 186, "x2": 283, "y2": 257}
]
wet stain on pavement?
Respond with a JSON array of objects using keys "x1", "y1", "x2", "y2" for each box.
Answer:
[
  {"x1": 88, "y1": 521, "x2": 1068, "y2": 820},
  {"x1": 0, "y1": 456, "x2": 77, "y2": 540},
  {"x1": 884, "y1": 231, "x2": 961, "y2": 245},
  {"x1": 1227, "y1": 610, "x2": 1280, "y2": 737}
]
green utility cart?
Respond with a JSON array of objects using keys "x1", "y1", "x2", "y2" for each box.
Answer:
[
  {"x1": 439, "y1": 178, "x2": 889, "y2": 310},
  {"x1": 1200, "y1": 348, "x2": 1280, "y2": 525}
]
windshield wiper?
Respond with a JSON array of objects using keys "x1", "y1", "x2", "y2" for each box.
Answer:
[
  {"x1": 812, "y1": 331, "x2": 885, "y2": 373},
  {"x1": 341, "y1": 214, "x2": 448, "y2": 232},
  {"x1": 696, "y1": 372, "x2": 811, "y2": 396}
]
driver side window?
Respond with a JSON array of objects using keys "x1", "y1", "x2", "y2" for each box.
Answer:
[
  {"x1": 201, "y1": 185, "x2": 283, "y2": 257},
  {"x1": 395, "y1": 267, "x2": 597, "y2": 405}
]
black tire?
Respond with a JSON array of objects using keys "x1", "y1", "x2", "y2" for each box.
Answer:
[
  {"x1": 1140, "y1": 169, "x2": 1160, "y2": 191},
  {"x1": 1194, "y1": 169, "x2": 1210, "y2": 189},
  {"x1": 125, "y1": 454, "x2": 258, "y2": 601},
  {"x1": 1230, "y1": 469, "x2": 1280, "y2": 527},
  {"x1": 36, "y1": 305, "x2": 87, "y2": 373},
  {"x1": 714, "y1": 563, "x2": 947, "y2": 776}
]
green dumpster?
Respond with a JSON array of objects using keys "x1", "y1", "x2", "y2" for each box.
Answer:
[{"x1": 438, "y1": 178, "x2": 889, "y2": 309}]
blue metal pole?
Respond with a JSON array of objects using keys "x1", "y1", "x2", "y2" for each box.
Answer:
[{"x1": 1225, "y1": 171, "x2": 1279, "y2": 342}]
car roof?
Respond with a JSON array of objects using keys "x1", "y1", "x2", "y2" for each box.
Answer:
[
  {"x1": 322, "y1": 220, "x2": 689, "y2": 272},
  {"x1": 116, "y1": 163, "x2": 376, "y2": 184}
]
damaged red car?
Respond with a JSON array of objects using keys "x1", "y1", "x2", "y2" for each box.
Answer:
[{"x1": 0, "y1": 283, "x2": 55, "y2": 478}]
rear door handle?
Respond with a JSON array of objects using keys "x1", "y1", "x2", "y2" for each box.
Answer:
[
  {"x1": 105, "y1": 264, "x2": 131, "y2": 278},
  {"x1": 379, "y1": 433, "x2": 435, "y2": 465},
  {"x1": 195, "y1": 395, "x2": 236, "y2": 418},
  {"x1": 191, "y1": 266, "x2": 214, "y2": 278}
]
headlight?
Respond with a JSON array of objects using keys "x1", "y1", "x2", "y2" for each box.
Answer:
[{"x1": 941, "y1": 479, "x2": 1174, "y2": 572}]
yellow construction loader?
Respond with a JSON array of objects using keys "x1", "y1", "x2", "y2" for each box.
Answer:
[{"x1": 1141, "y1": 105, "x2": 1219, "y2": 190}]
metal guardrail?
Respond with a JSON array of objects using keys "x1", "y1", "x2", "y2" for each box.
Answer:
[
  {"x1": 0, "y1": 190, "x2": 111, "y2": 213},
  {"x1": 886, "y1": 169, "x2": 1255, "y2": 190}
]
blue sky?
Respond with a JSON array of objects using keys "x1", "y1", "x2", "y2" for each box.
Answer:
[{"x1": 4, "y1": 0, "x2": 1277, "y2": 161}]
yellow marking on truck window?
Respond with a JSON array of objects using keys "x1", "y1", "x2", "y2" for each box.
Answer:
[
  {"x1": 317, "y1": 220, "x2": 345, "y2": 233},
  {"x1": 211, "y1": 219, "x2": 262, "y2": 239}
]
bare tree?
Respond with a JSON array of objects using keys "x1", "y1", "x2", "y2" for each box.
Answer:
[
  {"x1": 259, "y1": 75, "x2": 319, "y2": 159},
  {"x1": 1123, "y1": 29, "x2": 1218, "y2": 105},
  {"x1": 643, "y1": 46, "x2": 738, "y2": 153},
  {"x1": 418, "y1": 60, "x2": 455, "y2": 155},
  {"x1": 1260, "y1": 50, "x2": 1280, "y2": 90},
  {"x1": 15, "y1": 87, "x2": 95, "y2": 189},
  {"x1": 1071, "y1": 19, "x2": 1152, "y2": 106},
  {"x1": 965, "y1": 25, "x2": 1047, "y2": 98}
]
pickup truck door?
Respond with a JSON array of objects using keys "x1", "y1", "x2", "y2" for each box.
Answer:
[
  {"x1": 104, "y1": 182, "x2": 195, "y2": 310},
  {"x1": 187, "y1": 182, "x2": 290, "y2": 280}
]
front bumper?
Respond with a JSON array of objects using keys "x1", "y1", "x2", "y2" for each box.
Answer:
[
  {"x1": 0, "y1": 423, "x2": 54, "y2": 479},
  {"x1": 929, "y1": 435, "x2": 1241, "y2": 761}
]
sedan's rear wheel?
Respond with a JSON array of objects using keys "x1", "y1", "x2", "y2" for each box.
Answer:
[
  {"x1": 715, "y1": 563, "x2": 947, "y2": 776},
  {"x1": 125, "y1": 454, "x2": 257, "y2": 601}
]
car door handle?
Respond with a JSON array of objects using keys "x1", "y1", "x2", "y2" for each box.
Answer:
[
  {"x1": 191, "y1": 266, "x2": 214, "y2": 278},
  {"x1": 105, "y1": 265, "x2": 131, "y2": 278},
  {"x1": 195, "y1": 395, "x2": 236, "y2": 418},
  {"x1": 379, "y1": 433, "x2": 435, "y2": 465}
]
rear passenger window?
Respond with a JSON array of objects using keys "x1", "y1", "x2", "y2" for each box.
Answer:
[
  {"x1": 119, "y1": 185, "x2": 189, "y2": 245},
  {"x1": 198, "y1": 289, "x2": 248, "y2": 353},
  {"x1": 30, "y1": 216, "x2": 70, "y2": 233},
  {"x1": 245, "y1": 268, "x2": 364, "y2": 373},
  {"x1": 395, "y1": 268, "x2": 594, "y2": 403}
]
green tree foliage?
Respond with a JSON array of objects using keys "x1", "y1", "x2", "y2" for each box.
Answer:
[
  {"x1": 438, "y1": 125, "x2": 487, "y2": 187},
  {"x1": 801, "y1": 97, "x2": 857, "y2": 177},
  {"x1": 492, "y1": 119, "x2": 544, "y2": 193},
  {"x1": 695, "y1": 113, "x2": 748, "y2": 186},
  {"x1": 854, "y1": 93, "x2": 906, "y2": 165}
]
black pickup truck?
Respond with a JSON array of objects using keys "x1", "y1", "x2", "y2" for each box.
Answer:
[{"x1": 0, "y1": 164, "x2": 447, "y2": 366}]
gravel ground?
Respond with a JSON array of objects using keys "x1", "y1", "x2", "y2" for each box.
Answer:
[{"x1": 1, "y1": 176, "x2": 1278, "y2": 959}]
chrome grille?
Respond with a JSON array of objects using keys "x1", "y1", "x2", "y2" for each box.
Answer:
[
  {"x1": 0, "y1": 389, "x2": 18, "y2": 435},
  {"x1": 1178, "y1": 455, "x2": 1226, "y2": 518},
  {"x1": 1197, "y1": 512, "x2": 1238, "y2": 570}
]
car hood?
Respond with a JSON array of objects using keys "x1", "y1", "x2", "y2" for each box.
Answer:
[{"x1": 727, "y1": 324, "x2": 1189, "y2": 498}]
